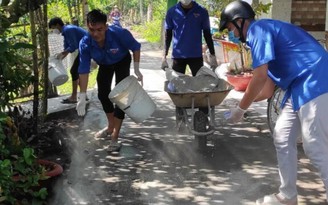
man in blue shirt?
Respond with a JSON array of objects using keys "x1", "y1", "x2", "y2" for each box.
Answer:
[
  {"x1": 162, "y1": 0, "x2": 218, "y2": 72},
  {"x1": 49, "y1": 17, "x2": 88, "y2": 104},
  {"x1": 162, "y1": 0, "x2": 218, "y2": 117},
  {"x1": 76, "y1": 9, "x2": 143, "y2": 153},
  {"x1": 220, "y1": 1, "x2": 328, "y2": 204}
]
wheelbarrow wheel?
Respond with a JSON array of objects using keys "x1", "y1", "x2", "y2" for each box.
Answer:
[
  {"x1": 193, "y1": 111, "x2": 208, "y2": 150},
  {"x1": 175, "y1": 107, "x2": 185, "y2": 132}
]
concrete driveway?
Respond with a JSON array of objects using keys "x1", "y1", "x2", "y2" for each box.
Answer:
[{"x1": 48, "y1": 38, "x2": 326, "y2": 205}]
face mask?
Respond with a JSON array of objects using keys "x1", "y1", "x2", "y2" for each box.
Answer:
[
  {"x1": 180, "y1": 0, "x2": 192, "y2": 6},
  {"x1": 228, "y1": 29, "x2": 240, "y2": 44},
  {"x1": 51, "y1": 28, "x2": 60, "y2": 34}
]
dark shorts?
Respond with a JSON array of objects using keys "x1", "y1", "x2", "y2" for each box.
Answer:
[
  {"x1": 70, "y1": 53, "x2": 79, "y2": 81},
  {"x1": 172, "y1": 57, "x2": 203, "y2": 76},
  {"x1": 96, "y1": 53, "x2": 132, "y2": 119}
]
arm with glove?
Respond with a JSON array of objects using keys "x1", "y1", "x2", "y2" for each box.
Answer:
[
  {"x1": 55, "y1": 50, "x2": 69, "y2": 60},
  {"x1": 76, "y1": 73, "x2": 89, "y2": 116},
  {"x1": 161, "y1": 29, "x2": 173, "y2": 71},
  {"x1": 203, "y1": 29, "x2": 218, "y2": 70},
  {"x1": 224, "y1": 64, "x2": 268, "y2": 123},
  {"x1": 75, "y1": 45, "x2": 91, "y2": 116},
  {"x1": 132, "y1": 50, "x2": 143, "y2": 85}
]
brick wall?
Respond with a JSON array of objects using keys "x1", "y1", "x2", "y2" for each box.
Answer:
[{"x1": 291, "y1": 0, "x2": 326, "y2": 31}]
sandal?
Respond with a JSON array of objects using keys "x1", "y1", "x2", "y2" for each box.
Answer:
[
  {"x1": 61, "y1": 98, "x2": 77, "y2": 104},
  {"x1": 95, "y1": 127, "x2": 112, "y2": 138},
  {"x1": 107, "y1": 140, "x2": 122, "y2": 153},
  {"x1": 256, "y1": 194, "x2": 297, "y2": 205}
]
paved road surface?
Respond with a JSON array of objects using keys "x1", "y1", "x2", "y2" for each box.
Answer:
[{"x1": 47, "y1": 38, "x2": 326, "y2": 205}]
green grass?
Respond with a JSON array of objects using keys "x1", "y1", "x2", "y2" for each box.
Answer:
[{"x1": 56, "y1": 69, "x2": 98, "y2": 95}]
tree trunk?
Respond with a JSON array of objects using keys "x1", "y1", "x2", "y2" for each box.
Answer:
[
  {"x1": 139, "y1": 0, "x2": 143, "y2": 23},
  {"x1": 39, "y1": 3, "x2": 49, "y2": 121},
  {"x1": 81, "y1": 0, "x2": 88, "y2": 26},
  {"x1": 147, "y1": 3, "x2": 153, "y2": 22},
  {"x1": 29, "y1": 8, "x2": 39, "y2": 134},
  {"x1": 66, "y1": 0, "x2": 73, "y2": 22},
  {"x1": 76, "y1": 0, "x2": 81, "y2": 22}
]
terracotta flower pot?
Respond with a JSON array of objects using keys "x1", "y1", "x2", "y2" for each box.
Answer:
[
  {"x1": 37, "y1": 159, "x2": 63, "y2": 177},
  {"x1": 226, "y1": 73, "x2": 252, "y2": 91},
  {"x1": 12, "y1": 159, "x2": 63, "y2": 181}
]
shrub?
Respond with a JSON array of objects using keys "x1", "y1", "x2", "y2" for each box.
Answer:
[
  {"x1": 0, "y1": 112, "x2": 48, "y2": 205},
  {"x1": 0, "y1": 34, "x2": 34, "y2": 112}
]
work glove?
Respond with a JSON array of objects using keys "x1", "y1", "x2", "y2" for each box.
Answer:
[
  {"x1": 161, "y1": 58, "x2": 169, "y2": 71},
  {"x1": 55, "y1": 52, "x2": 65, "y2": 60},
  {"x1": 209, "y1": 54, "x2": 218, "y2": 70},
  {"x1": 134, "y1": 62, "x2": 143, "y2": 84},
  {"x1": 76, "y1": 92, "x2": 87, "y2": 116},
  {"x1": 224, "y1": 106, "x2": 246, "y2": 123}
]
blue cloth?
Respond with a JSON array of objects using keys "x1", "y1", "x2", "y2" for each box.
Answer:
[
  {"x1": 112, "y1": 16, "x2": 122, "y2": 27},
  {"x1": 165, "y1": 1, "x2": 210, "y2": 58},
  {"x1": 247, "y1": 19, "x2": 328, "y2": 110},
  {"x1": 78, "y1": 25, "x2": 140, "y2": 74},
  {"x1": 62, "y1": 25, "x2": 87, "y2": 53}
]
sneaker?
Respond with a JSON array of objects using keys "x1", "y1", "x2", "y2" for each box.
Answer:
[
  {"x1": 95, "y1": 128, "x2": 112, "y2": 138},
  {"x1": 107, "y1": 140, "x2": 122, "y2": 153},
  {"x1": 256, "y1": 194, "x2": 297, "y2": 205}
]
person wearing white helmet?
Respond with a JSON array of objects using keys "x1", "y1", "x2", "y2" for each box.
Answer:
[{"x1": 220, "y1": 1, "x2": 328, "y2": 204}]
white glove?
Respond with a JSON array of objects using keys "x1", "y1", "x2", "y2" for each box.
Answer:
[
  {"x1": 224, "y1": 106, "x2": 246, "y2": 123},
  {"x1": 55, "y1": 52, "x2": 65, "y2": 60},
  {"x1": 209, "y1": 54, "x2": 218, "y2": 69},
  {"x1": 161, "y1": 58, "x2": 169, "y2": 71},
  {"x1": 76, "y1": 92, "x2": 87, "y2": 116},
  {"x1": 134, "y1": 62, "x2": 143, "y2": 82}
]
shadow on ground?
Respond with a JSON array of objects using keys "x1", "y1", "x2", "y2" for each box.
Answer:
[{"x1": 46, "y1": 89, "x2": 326, "y2": 205}]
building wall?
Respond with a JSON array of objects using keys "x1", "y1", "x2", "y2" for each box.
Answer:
[
  {"x1": 291, "y1": 0, "x2": 326, "y2": 31},
  {"x1": 259, "y1": 0, "x2": 326, "y2": 40},
  {"x1": 271, "y1": 0, "x2": 292, "y2": 22}
]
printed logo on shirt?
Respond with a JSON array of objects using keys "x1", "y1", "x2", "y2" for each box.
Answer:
[
  {"x1": 193, "y1": 13, "x2": 200, "y2": 18},
  {"x1": 110, "y1": 48, "x2": 119, "y2": 54}
]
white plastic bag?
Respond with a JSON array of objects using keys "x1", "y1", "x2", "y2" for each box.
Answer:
[
  {"x1": 165, "y1": 67, "x2": 185, "y2": 81},
  {"x1": 196, "y1": 66, "x2": 218, "y2": 79}
]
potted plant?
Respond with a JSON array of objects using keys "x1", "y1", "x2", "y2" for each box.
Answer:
[
  {"x1": 224, "y1": 43, "x2": 253, "y2": 91},
  {"x1": 0, "y1": 112, "x2": 63, "y2": 205},
  {"x1": 209, "y1": 1, "x2": 272, "y2": 91}
]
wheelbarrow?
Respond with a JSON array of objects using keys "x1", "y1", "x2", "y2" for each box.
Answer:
[{"x1": 164, "y1": 79, "x2": 234, "y2": 150}]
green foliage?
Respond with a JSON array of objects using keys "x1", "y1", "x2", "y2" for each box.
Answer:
[
  {"x1": 88, "y1": 0, "x2": 113, "y2": 13},
  {"x1": 133, "y1": 19, "x2": 163, "y2": 43},
  {"x1": 0, "y1": 34, "x2": 34, "y2": 112},
  {"x1": 132, "y1": 0, "x2": 166, "y2": 43},
  {"x1": 48, "y1": 1, "x2": 72, "y2": 23},
  {"x1": 208, "y1": 0, "x2": 272, "y2": 18},
  {"x1": 253, "y1": 2, "x2": 272, "y2": 17},
  {"x1": 0, "y1": 113, "x2": 48, "y2": 205}
]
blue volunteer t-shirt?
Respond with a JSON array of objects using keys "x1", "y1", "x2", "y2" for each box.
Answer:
[
  {"x1": 78, "y1": 25, "x2": 141, "y2": 74},
  {"x1": 247, "y1": 19, "x2": 328, "y2": 110},
  {"x1": 165, "y1": 1, "x2": 210, "y2": 58},
  {"x1": 62, "y1": 25, "x2": 87, "y2": 53}
]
